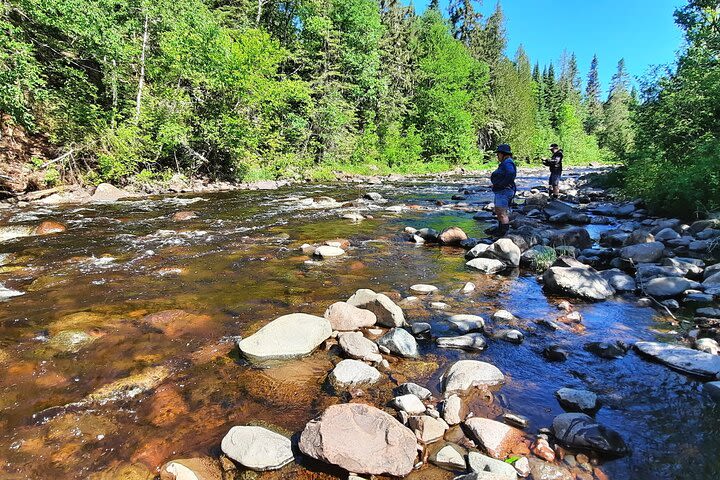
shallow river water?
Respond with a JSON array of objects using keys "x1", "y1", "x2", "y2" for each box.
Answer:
[{"x1": 0, "y1": 169, "x2": 718, "y2": 479}]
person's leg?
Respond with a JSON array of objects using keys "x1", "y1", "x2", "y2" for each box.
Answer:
[{"x1": 550, "y1": 172, "x2": 560, "y2": 198}]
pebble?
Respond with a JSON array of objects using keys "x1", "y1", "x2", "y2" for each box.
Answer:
[{"x1": 461, "y1": 282, "x2": 476, "y2": 293}]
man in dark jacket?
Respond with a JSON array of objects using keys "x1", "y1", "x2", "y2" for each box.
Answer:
[
  {"x1": 488, "y1": 143, "x2": 516, "y2": 238},
  {"x1": 542, "y1": 143, "x2": 563, "y2": 198}
]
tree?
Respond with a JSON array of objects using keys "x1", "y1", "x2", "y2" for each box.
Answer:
[
  {"x1": 411, "y1": 9, "x2": 488, "y2": 162},
  {"x1": 449, "y1": 0, "x2": 483, "y2": 49},
  {"x1": 584, "y1": 54, "x2": 603, "y2": 134},
  {"x1": 623, "y1": 0, "x2": 720, "y2": 216},
  {"x1": 600, "y1": 58, "x2": 634, "y2": 157},
  {"x1": 478, "y1": 2, "x2": 505, "y2": 69},
  {"x1": 494, "y1": 46, "x2": 536, "y2": 160}
]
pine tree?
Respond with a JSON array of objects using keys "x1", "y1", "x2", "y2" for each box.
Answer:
[
  {"x1": 600, "y1": 58, "x2": 634, "y2": 157},
  {"x1": 479, "y1": 2, "x2": 505, "y2": 69},
  {"x1": 428, "y1": 0, "x2": 440, "y2": 11},
  {"x1": 495, "y1": 46, "x2": 537, "y2": 160},
  {"x1": 584, "y1": 54, "x2": 603, "y2": 134},
  {"x1": 559, "y1": 51, "x2": 582, "y2": 109},
  {"x1": 449, "y1": 0, "x2": 483, "y2": 49}
]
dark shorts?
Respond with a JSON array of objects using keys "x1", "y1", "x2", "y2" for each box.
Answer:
[
  {"x1": 549, "y1": 171, "x2": 562, "y2": 186},
  {"x1": 494, "y1": 189, "x2": 515, "y2": 209}
]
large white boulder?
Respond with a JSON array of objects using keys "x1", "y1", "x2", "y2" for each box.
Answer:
[{"x1": 238, "y1": 313, "x2": 332, "y2": 362}]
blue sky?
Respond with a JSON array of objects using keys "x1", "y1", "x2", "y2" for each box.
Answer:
[{"x1": 411, "y1": 0, "x2": 686, "y2": 95}]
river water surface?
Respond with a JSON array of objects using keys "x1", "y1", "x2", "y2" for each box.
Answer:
[{"x1": 0, "y1": 170, "x2": 718, "y2": 479}]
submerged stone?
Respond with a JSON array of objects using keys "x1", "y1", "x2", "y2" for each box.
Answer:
[{"x1": 635, "y1": 341, "x2": 720, "y2": 379}]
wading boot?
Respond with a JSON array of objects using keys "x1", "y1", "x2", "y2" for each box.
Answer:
[{"x1": 497, "y1": 223, "x2": 510, "y2": 238}]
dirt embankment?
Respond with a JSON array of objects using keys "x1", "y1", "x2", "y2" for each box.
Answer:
[{"x1": 0, "y1": 114, "x2": 56, "y2": 198}]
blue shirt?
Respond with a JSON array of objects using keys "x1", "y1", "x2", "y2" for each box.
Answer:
[{"x1": 491, "y1": 157, "x2": 517, "y2": 193}]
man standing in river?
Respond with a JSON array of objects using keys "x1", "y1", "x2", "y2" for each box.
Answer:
[
  {"x1": 487, "y1": 144, "x2": 517, "y2": 238},
  {"x1": 543, "y1": 143, "x2": 563, "y2": 198}
]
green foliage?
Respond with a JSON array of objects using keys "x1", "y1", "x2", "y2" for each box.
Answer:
[
  {"x1": 412, "y1": 9, "x2": 487, "y2": 163},
  {"x1": 621, "y1": 0, "x2": 720, "y2": 218},
  {"x1": 2, "y1": 0, "x2": 615, "y2": 185}
]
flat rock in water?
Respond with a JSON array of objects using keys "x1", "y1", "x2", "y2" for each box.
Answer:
[
  {"x1": 697, "y1": 307, "x2": 720, "y2": 318},
  {"x1": 329, "y1": 359, "x2": 381, "y2": 388},
  {"x1": 543, "y1": 267, "x2": 615, "y2": 301},
  {"x1": 377, "y1": 328, "x2": 418, "y2": 357},
  {"x1": 644, "y1": 277, "x2": 694, "y2": 298},
  {"x1": 466, "y1": 258, "x2": 506, "y2": 274},
  {"x1": 410, "y1": 284, "x2": 438, "y2": 295},
  {"x1": 325, "y1": 302, "x2": 377, "y2": 331},
  {"x1": 446, "y1": 314, "x2": 485, "y2": 333},
  {"x1": 238, "y1": 313, "x2": 332, "y2": 362},
  {"x1": 221, "y1": 426, "x2": 293, "y2": 471},
  {"x1": 634, "y1": 341, "x2": 720, "y2": 379},
  {"x1": 555, "y1": 388, "x2": 599, "y2": 413},
  {"x1": 160, "y1": 457, "x2": 223, "y2": 480},
  {"x1": 493, "y1": 329, "x2": 524, "y2": 344},
  {"x1": 298, "y1": 403, "x2": 417, "y2": 477},
  {"x1": 464, "y1": 417, "x2": 524, "y2": 459},
  {"x1": 467, "y1": 451, "x2": 518, "y2": 479},
  {"x1": 347, "y1": 288, "x2": 406, "y2": 327},
  {"x1": 436, "y1": 333, "x2": 486, "y2": 351},
  {"x1": 314, "y1": 245, "x2": 345, "y2": 258},
  {"x1": 552, "y1": 413, "x2": 629, "y2": 457},
  {"x1": 443, "y1": 360, "x2": 505, "y2": 394}
]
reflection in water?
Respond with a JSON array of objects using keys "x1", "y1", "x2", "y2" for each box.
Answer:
[{"x1": 0, "y1": 170, "x2": 719, "y2": 478}]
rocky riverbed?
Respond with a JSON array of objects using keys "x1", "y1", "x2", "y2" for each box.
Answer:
[{"x1": 0, "y1": 168, "x2": 719, "y2": 479}]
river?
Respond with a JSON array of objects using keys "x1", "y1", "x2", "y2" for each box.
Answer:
[{"x1": 0, "y1": 168, "x2": 718, "y2": 479}]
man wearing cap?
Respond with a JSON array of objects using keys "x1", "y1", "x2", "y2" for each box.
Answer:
[
  {"x1": 488, "y1": 144, "x2": 517, "y2": 238},
  {"x1": 542, "y1": 143, "x2": 563, "y2": 198}
]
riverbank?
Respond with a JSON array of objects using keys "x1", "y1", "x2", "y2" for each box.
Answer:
[
  {"x1": 1, "y1": 167, "x2": 719, "y2": 479},
  {"x1": 0, "y1": 162, "x2": 612, "y2": 208}
]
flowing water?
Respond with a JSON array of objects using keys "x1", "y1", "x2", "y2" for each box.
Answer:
[{"x1": 0, "y1": 169, "x2": 718, "y2": 479}]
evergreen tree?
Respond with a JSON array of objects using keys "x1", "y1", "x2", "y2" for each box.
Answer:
[
  {"x1": 495, "y1": 46, "x2": 537, "y2": 160},
  {"x1": 449, "y1": 0, "x2": 483, "y2": 50},
  {"x1": 600, "y1": 58, "x2": 634, "y2": 157},
  {"x1": 428, "y1": 0, "x2": 440, "y2": 11},
  {"x1": 478, "y1": 2, "x2": 505, "y2": 69},
  {"x1": 584, "y1": 54, "x2": 603, "y2": 134}
]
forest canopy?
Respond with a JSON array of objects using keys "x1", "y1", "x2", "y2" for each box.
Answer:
[{"x1": 1, "y1": 0, "x2": 636, "y2": 185}]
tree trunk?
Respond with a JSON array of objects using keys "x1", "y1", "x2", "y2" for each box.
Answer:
[{"x1": 135, "y1": 13, "x2": 149, "y2": 124}]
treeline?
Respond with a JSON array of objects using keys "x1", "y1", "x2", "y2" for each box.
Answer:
[
  {"x1": 621, "y1": 0, "x2": 720, "y2": 217},
  {"x1": 1, "y1": 0, "x2": 634, "y2": 184}
]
